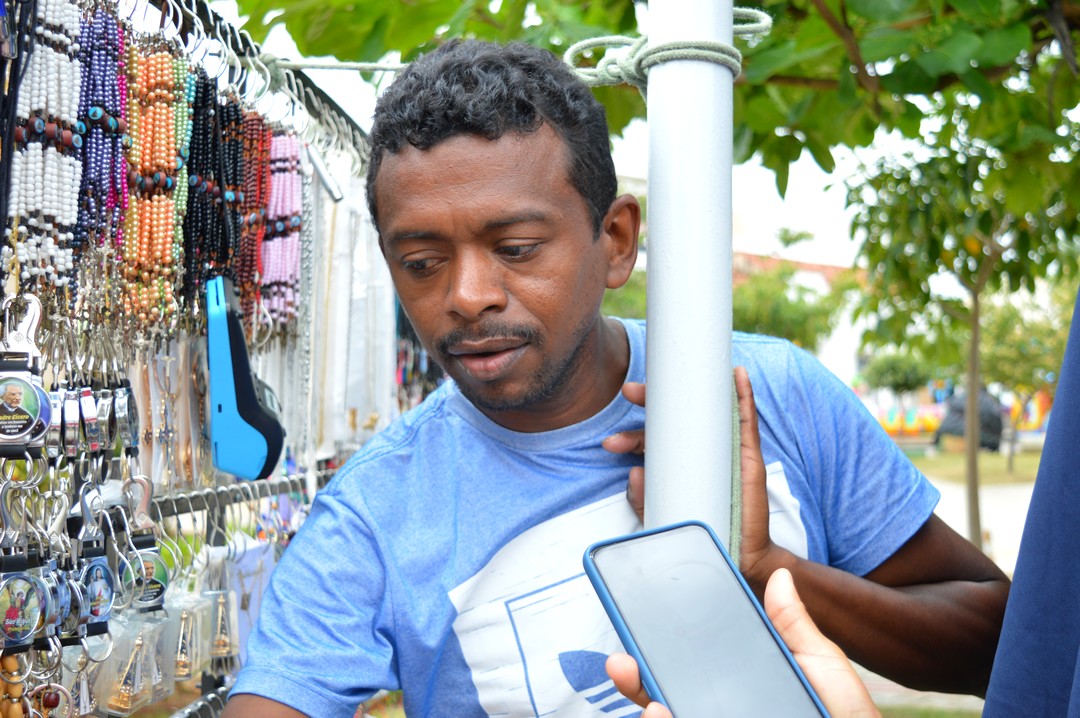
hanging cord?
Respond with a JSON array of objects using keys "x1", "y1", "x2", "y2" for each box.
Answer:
[{"x1": 255, "y1": 6, "x2": 773, "y2": 101}]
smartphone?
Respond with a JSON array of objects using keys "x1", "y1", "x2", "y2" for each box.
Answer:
[{"x1": 583, "y1": 521, "x2": 829, "y2": 717}]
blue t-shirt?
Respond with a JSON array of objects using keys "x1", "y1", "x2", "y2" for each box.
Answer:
[{"x1": 232, "y1": 320, "x2": 938, "y2": 716}]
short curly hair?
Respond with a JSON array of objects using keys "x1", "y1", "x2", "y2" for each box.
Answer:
[{"x1": 366, "y1": 39, "x2": 617, "y2": 239}]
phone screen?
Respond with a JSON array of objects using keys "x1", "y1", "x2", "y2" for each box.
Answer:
[{"x1": 589, "y1": 523, "x2": 826, "y2": 717}]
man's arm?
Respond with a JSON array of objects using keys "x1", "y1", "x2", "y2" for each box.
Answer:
[
  {"x1": 733, "y1": 367, "x2": 1008, "y2": 696},
  {"x1": 608, "y1": 370, "x2": 1010, "y2": 696},
  {"x1": 221, "y1": 694, "x2": 308, "y2": 718}
]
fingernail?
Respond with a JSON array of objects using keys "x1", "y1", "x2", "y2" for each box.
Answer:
[{"x1": 626, "y1": 482, "x2": 634, "y2": 503}]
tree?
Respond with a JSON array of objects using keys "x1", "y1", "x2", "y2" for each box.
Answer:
[
  {"x1": 981, "y1": 277, "x2": 1078, "y2": 471},
  {"x1": 235, "y1": 0, "x2": 1080, "y2": 193},
  {"x1": 602, "y1": 268, "x2": 647, "y2": 319},
  {"x1": 732, "y1": 262, "x2": 856, "y2": 351},
  {"x1": 862, "y1": 352, "x2": 932, "y2": 416},
  {"x1": 845, "y1": 91, "x2": 1080, "y2": 547},
  {"x1": 601, "y1": 256, "x2": 857, "y2": 352}
]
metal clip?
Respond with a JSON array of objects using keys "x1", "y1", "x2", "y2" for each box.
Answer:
[
  {"x1": 114, "y1": 386, "x2": 131, "y2": 448},
  {"x1": 95, "y1": 388, "x2": 114, "y2": 451},
  {"x1": 122, "y1": 476, "x2": 155, "y2": 533},
  {"x1": 46, "y1": 389, "x2": 63, "y2": 461},
  {"x1": 63, "y1": 388, "x2": 80, "y2": 459},
  {"x1": 76, "y1": 484, "x2": 105, "y2": 546},
  {"x1": 0, "y1": 482, "x2": 25, "y2": 549},
  {"x1": 79, "y1": 388, "x2": 101, "y2": 453},
  {"x1": 1, "y1": 294, "x2": 42, "y2": 361}
]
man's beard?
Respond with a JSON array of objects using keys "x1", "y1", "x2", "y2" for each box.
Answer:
[{"x1": 435, "y1": 317, "x2": 594, "y2": 414}]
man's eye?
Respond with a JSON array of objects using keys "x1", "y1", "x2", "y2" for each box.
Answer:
[
  {"x1": 402, "y1": 257, "x2": 441, "y2": 274},
  {"x1": 498, "y1": 244, "x2": 540, "y2": 260}
]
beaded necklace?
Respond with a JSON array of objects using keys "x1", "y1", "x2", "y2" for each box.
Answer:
[
  {"x1": 72, "y1": 8, "x2": 126, "y2": 326},
  {"x1": 217, "y1": 95, "x2": 243, "y2": 282},
  {"x1": 3, "y1": 0, "x2": 83, "y2": 297},
  {"x1": 261, "y1": 131, "x2": 302, "y2": 326},
  {"x1": 235, "y1": 110, "x2": 270, "y2": 321},
  {"x1": 180, "y1": 68, "x2": 217, "y2": 314},
  {"x1": 118, "y1": 36, "x2": 192, "y2": 332}
]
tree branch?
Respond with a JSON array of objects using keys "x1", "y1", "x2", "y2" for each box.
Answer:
[
  {"x1": 810, "y1": 0, "x2": 881, "y2": 99},
  {"x1": 740, "y1": 74, "x2": 838, "y2": 89}
]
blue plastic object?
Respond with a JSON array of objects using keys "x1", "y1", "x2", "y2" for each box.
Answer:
[{"x1": 206, "y1": 276, "x2": 284, "y2": 480}]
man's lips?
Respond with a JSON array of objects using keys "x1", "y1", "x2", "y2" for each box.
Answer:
[{"x1": 446, "y1": 339, "x2": 528, "y2": 381}]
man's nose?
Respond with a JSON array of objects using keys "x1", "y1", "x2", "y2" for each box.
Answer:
[{"x1": 447, "y1": 253, "x2": 507, "y2": 321}]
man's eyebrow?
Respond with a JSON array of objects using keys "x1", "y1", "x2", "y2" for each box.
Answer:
[
  {"x1": 384, "y1": 229, "x2": 442, "y2": 246},
  {"x1": 386, "y1": 212, "x2": 552, "y2": 246},
  {"x1": 483, "y1": 211, "x2": 550, "y2": 231}
]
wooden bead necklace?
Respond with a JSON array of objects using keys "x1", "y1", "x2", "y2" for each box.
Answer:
[{"x1": 235, "y1": 110, "x2": 271, "y2": 322}]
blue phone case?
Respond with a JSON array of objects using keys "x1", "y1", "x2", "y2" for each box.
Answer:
[{"x1": 583, "y1": 520, "x2": 829, "y2": 716}]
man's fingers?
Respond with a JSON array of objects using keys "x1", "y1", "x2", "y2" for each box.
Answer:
[
  {"x1": 735, "y1": 366, "x2": 771, "y2": 574},
  {"x1": 764, "y1": 568, "x2": 831, "y2": 654},
  {"x1": 765, "y1": 569, "x2": 882, "y2": 717},
  {"x1": 602, "y1": 430, "x2": 645, "y2": 455},
  {"x1": 621, "y1": 382, "x2": 646, "y2": 407},
  {"x1": 605, "y1": 654, "x2": 653, "y2": 709},
  {"x1": 734, "y1": 366, "x2": 764, "y2": 460},
  {"x1": 626, "y1": 466, "x2": 645, "y2": 522}
]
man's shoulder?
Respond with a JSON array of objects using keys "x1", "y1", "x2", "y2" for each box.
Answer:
[{"x1": 324, "y1": 383, "x2": 476, "y2": 492}]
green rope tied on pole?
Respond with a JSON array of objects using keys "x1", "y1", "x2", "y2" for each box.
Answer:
[{"x1": 564, "y1": 7, "x2": 772, "y2": 98}]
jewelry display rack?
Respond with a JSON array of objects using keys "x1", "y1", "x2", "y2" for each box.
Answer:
[{"x1": 145, "y1": 0, "x2": 370, "y2": 169}]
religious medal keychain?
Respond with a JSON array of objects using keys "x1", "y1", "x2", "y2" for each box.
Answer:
[
  {"x1": 0, "y1": 296, "x2": 52, "y2": 470},
  {"x1": 115, "y1": 495, "x2": 169, "y2": 613},
  {"x1": 69, "y1": 485, "x2": 115, "y2": 645}
]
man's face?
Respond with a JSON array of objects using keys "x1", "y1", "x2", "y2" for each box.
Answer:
[
  {"x1": 375, "y1": 127, "x2": 616, "y2": 431},
  {"x1": 3, "y1": 386, "x2": 21, "y2": 407}
]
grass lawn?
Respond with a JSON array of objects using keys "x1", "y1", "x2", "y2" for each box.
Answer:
[
  {"x1": 881, "y1": 708, "x2": 982, "y2": 718},
  {"x1": 909, "y1": 447, "x2": 1041, "y2": 485}
]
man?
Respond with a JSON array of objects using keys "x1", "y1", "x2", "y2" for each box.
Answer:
[
  {"x1": 0, "y1": 383, "x2": 23, "y2": 414},
  {"x1": 225, "y1": 40, "x2": 1008, "y2": 717},
  {"x1": 0, "y1": 381, "x2": 34, "y2": 437}
]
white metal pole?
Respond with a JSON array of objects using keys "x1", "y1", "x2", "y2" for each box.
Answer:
[{"x1": 644, "y1": 0, "x2": 735, "y2": 539}]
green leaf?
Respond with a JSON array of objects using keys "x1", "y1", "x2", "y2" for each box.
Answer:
[
  {"x1": 975, "y1": 24, "x2": 1031, "y2": 67},
  {"x1": 760, "y1": 134, "x2": 803, "y2": 197},
  {"x1": 947, "y1": 0, "x2": 1001, "y2": 21},
  {"x1": 743, "y1": 94, "x2": 788, "y2": 133},
  {"x1": 742, "y1": 39, "x2": 836, "y2": 84},
  {"x1": 592, "y1": 85, "x2": 644, "y2": 138},
  {"x1": 896, "y1": 99, "x2": 925, "y2": 138},
  {"x1": 960, "y1": 69, "x2": 995, "y2": 101},
  {"x1": 836, "y1": 63, "x2": 858, "y2": 105},
  {"x1": 805, "y1": 132, "x2": 836, "y2": 173},
  {"x1": 859, "y1": 28, "x2": 918, "y2": 64},
  {"x1": 733, "y1": 125, "x2": 755, "y2": 164},
  {"x1": 881, "y1": 61, "x2": 937, "y2": 95},
  {"x1": 915, "y1": 31, "x2": 983, "y2": 77},
  {"x1": 846, "y1": 0, "x2": 917, "y2": 21}
]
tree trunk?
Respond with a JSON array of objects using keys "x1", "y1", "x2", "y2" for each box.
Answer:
[
  {"x1": 1006, "y1": 392, "x2": 1029, "y2": 475},
  {"x1": 965, "y1": 292, "x2": 983, "y2": 550}
]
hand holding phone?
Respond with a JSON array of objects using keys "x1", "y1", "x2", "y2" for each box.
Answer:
[{"x1": 584, "y1": 521, "x2": 829, "y2": 717}]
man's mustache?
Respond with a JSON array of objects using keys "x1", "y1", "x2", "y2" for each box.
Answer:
[{"x1": 436, "y1": 323, "x2": 542, "y2": 355}]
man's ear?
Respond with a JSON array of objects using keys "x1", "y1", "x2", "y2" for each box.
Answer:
[{"x1": 602, "y1": 194, "x2": 641, "y2": 290}]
